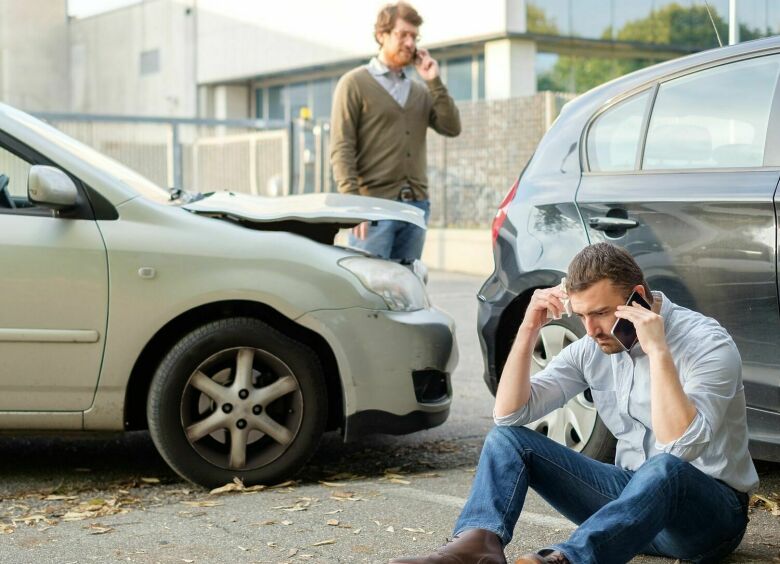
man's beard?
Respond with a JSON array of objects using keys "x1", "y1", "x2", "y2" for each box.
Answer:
[
  {"x1": 594, "y1": 334, "x2": 624, "y2": 354},
  {"x1": 387, "y1": 47, "x2": 413, "y2": 68}
]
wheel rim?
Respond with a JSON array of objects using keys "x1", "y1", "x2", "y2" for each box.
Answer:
[
  {"x1": 525, "y1": 324, "x2": 598, "y2": 452},
  {"x1": 180, "y1": 346, "x2": 303, "y2": 471}
]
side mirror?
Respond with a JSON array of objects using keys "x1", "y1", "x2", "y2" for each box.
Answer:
[{"x1": 28, "y1": 165, "x2": 78, "y2": 209}]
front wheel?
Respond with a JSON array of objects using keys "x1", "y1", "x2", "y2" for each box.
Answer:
[
  {"x1": 524, "y1": 317, "x2": 616, "y2": 462},
  {"x1": 147, "y1": 317, "x2": 327, "y2": 487}
]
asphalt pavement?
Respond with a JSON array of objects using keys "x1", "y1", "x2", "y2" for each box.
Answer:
[{"x1": 0, "y1": 271, "x2": 777, "y2": 563}]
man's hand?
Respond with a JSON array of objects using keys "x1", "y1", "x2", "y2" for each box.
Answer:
[
  {"x1": 614, "y1": 302, "x2": 668, "y2": 356},
  {"x1": 520, "y1": 286, "x2": 568, "y2": 335},
  {"x1": 414, "y1": 48, "x2": 439, "y2": 80}
]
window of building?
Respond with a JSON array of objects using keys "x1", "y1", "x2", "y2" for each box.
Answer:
[
  {"x1": 644, "y1": 55, "x2": 780, "y2": 170},
  {"x1": 311, "y1": 78, "x2": 333, "y2": 120},
  {"x1": 446, "y1": 57, "x2": 473, "y2": 101},
  {"x1": 268, "y1": 86, "x2": 285, "y2": 121},
  {"x1": 255, "y1": 89, "x2": 264, "y2": 120},
  {"x1": 587, "y1": 90, "x2": 651, "y2": 172},
  {"x1": 477, "y1": 54, "x2": 485, "y2": 100}
]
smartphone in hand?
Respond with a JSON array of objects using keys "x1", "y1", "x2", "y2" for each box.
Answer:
[{"x1": 610, "y1": 290, "x2": 651, "y2": 351}]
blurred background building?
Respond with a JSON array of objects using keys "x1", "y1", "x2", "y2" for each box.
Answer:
[{"x1": 2, "y1": 0, "x2": 777, "y2": 116}]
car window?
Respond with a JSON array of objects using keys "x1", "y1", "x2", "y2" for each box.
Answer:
[
  {"x1": 0, "y1": 145, "x2": 36, "y2": 212},
  {"x1": 587, "y1": 91, "x2": 651, "y2": 172},
  {"x1": 644, "y1": 55, "x2": 780, "y2": 170}
]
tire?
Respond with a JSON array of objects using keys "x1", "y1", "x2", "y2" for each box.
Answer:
[
  {"x1": 523, "y1": 315, "x2": 617, "y2": 462},
  {"x1": 147, "y1": 317, "x2": 327, "y2": 487}
]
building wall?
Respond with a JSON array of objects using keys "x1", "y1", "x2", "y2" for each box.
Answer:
[
  {"x1": 68, "y1": 0, "x2": 197, "y2": 116},
  {"x1": 0, "y1": 0, "x2": 69, "y2": 111},
  {"x1": 195, "y1": 0, "x2": 525, "y2": 85}
]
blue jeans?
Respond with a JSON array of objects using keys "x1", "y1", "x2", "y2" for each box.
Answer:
[
  {"x1": 347, "y1": 199, "x2": 430, "y2": 261},
  {"x1": 454, "y1": 426, "x2": 749, "y2": 564}
]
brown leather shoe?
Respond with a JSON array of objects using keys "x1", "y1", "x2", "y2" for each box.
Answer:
[
  {"x1": 515, "y1": 550, "x2": 570, "y2": 564},
  {"x1": 389, "y1": 528, "x2": 507, "y2": 563}
]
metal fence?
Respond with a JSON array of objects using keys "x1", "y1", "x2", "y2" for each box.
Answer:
[{"x1": 35, "y1": 91, "x2": 573, "y2": 228}]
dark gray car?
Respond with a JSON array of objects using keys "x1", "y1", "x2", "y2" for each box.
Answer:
[{"x1": 478, "y1": 36, "x2": 780, "y2": 463}]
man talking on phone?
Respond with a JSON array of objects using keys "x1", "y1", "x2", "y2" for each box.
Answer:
[
  {"x1": 330, "y1": 2, "x2": 460, "y2": 262},
  {"x1": 392, "y1": 242, "x2": 757, "y2": 564}
]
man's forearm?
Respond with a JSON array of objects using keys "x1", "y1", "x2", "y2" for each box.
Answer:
[
  {"x1": 648, "y1": 347, "x2": 697, "y2": 443},
  {"x1": 494, "y1": 326, "x2": 537, "y2": 417}
]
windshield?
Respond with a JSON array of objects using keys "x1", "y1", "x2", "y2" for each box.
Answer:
[{"x1": 6, "y1": 105, "x2": 172, "y2": 205}]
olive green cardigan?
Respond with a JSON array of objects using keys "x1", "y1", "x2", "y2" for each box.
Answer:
[{"x1": 329, "y1": 67, "x2": 461, "y2": 200}]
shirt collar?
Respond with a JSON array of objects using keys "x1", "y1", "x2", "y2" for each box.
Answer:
[{"x1": 367, "y1": 57, "x2": 406, "y2": 79}]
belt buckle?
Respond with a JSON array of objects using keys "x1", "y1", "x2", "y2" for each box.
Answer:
[{"x1": 399, "y1": 187, "x2": 415, "y2": 202}]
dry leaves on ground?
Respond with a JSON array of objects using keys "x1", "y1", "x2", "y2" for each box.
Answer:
[
  {"x1": 751, "y1": 494, "x2": 780, "y2": 516},
  {"x1": 209, "y1": 477, "x2": 267, "y2": 496}
]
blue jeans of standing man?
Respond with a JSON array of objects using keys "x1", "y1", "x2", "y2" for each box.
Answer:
[
  {"x1": 454, "y1": 426, "x2": 749, "y2": 564},
  {"x1": 347, "y1": 199, "x2": 430, "y2": 261}
]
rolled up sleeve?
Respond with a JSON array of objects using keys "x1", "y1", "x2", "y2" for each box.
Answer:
[
  {"x1": 494, "y1": 340, "x2": 589, "y2": 426},
  {"x1": 655, "y1": 335, "x2": 742, "y2": 461}
]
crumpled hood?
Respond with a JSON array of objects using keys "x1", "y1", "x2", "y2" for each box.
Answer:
[{"x1": 182, "y1": 191, "x2": 426, "y2": 230}]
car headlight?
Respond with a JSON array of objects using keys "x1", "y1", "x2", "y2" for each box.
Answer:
[{"x1": 338, "y1": 256, "x2": 430, "y2": 312}]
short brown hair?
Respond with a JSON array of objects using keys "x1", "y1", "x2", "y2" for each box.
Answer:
[
  {"x1": 566, "y1": 243, "x2": 651, "y2": 300},
  {"x1": 374, "y1": 2, "x2": 423, "y2": 45}
]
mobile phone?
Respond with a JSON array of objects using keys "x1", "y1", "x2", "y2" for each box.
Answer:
[
  {"x1": 610, "y1": 290, "x2": 651, "y2": 351},
  {"x1": 413, "y1": 48, "x2": 422, "y2": 64}
]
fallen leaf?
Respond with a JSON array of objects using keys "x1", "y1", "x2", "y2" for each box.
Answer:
[
  {"x1": 319, "y1": 481, "x2": 346, "y2": 488},
  {"x1": 312, "y1": 538, "x2": 336, "y2": 546},
  {"x1": 181, "y1": 501, "x2": 223, "y2": 508},
  {"x1": 44, "y1": 495, "x2": 77, "y2": 501},
  {"x1": 386, "y1": 526, "x2": 395, "y2": 533},
  {"x1": 389, "y1": 478, "x2": 411, "y2": 485},
  {"x1": 268, "y1": 480, "x2": 297, "y2": 489},
  {"x1": 141, "y1": 477, "x2": 160, "y2": 484},
  {"x1": 326, "y1": 519, "x2": 339, "y2": 526},
  {"x1": 403, "y1": 527, "x2": 426, "y2": 533},
  {"x1": 281, "y1": 520, "x2": 293, "y2": 526},
  {"x1": 324, "y1": 509, "x2": 342, "y2": 515},
  {"x1": 86, "y1": 523, "x2": 113, "y2": 535},
  {"x1": 287, "y1": 548, "x2": 299, "y2": 557},
  {"x1": 353, "y1": 527, "x2": 362, "y2": 535},
  {"x1": 266, "y1": 542, "x2": 277, "y2": 548},
  {"x1": 238, "y1": 545, "x2": 249, "y2": 551},
  {"x1": 210, "y1": 477, "x2": 245, "y2": 495}
]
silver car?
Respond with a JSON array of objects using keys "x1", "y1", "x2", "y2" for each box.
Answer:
[{"x1": 0, "y1": 102, "x2": 458, "y2": 487}]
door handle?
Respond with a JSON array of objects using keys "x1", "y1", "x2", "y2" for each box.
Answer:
[{"x1": 588, "y1": 217, "x2": 639, "y2": 231}]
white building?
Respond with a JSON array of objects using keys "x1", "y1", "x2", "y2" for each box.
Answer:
[{"x1": 6, "y1": 0, "x2": 769, "y2": 117}]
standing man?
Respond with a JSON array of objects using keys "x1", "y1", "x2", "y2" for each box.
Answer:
[
  {"x1": 392, "y1": 243, "x2": 757, "y2": 564},
  {"x1": 330, "y1": 2, "x2": 461, "y2": 262}
]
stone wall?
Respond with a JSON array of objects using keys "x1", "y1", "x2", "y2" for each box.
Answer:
[{"x1": 426, "y1": 91, "x2": 573, "y2": 228}]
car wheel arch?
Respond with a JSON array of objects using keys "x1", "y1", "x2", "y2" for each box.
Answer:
[
  {"x1": 123, "y1": 300, "x2": 344, "y2": 434},
  {"x1": 493, "y1": 270, "x2": 571, "y2": 392}
]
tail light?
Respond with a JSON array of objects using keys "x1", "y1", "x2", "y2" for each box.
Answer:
[{"x1": 491, "y1": 177, "x2": 520, "y2": 245}]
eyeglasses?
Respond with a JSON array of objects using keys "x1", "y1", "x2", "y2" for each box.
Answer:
[{"x1": 390, "y1": 29, "x2": 420, "y2": 44}]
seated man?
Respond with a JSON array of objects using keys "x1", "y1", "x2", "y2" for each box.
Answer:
[{"x1": 392, "y1": 242, "x2": 757, "y2": 564}]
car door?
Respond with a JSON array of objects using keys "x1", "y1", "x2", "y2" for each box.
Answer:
[
  {"x1": 0, "y1": 134, "x2": 108, "y2": 412},
  {"x1": 575, "y1": 54, "x2": 780, "y2": 429}
]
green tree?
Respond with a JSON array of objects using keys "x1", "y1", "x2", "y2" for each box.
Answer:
[{"x1": 538, "y1": 3, "x2": 766, "y2": 93}]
